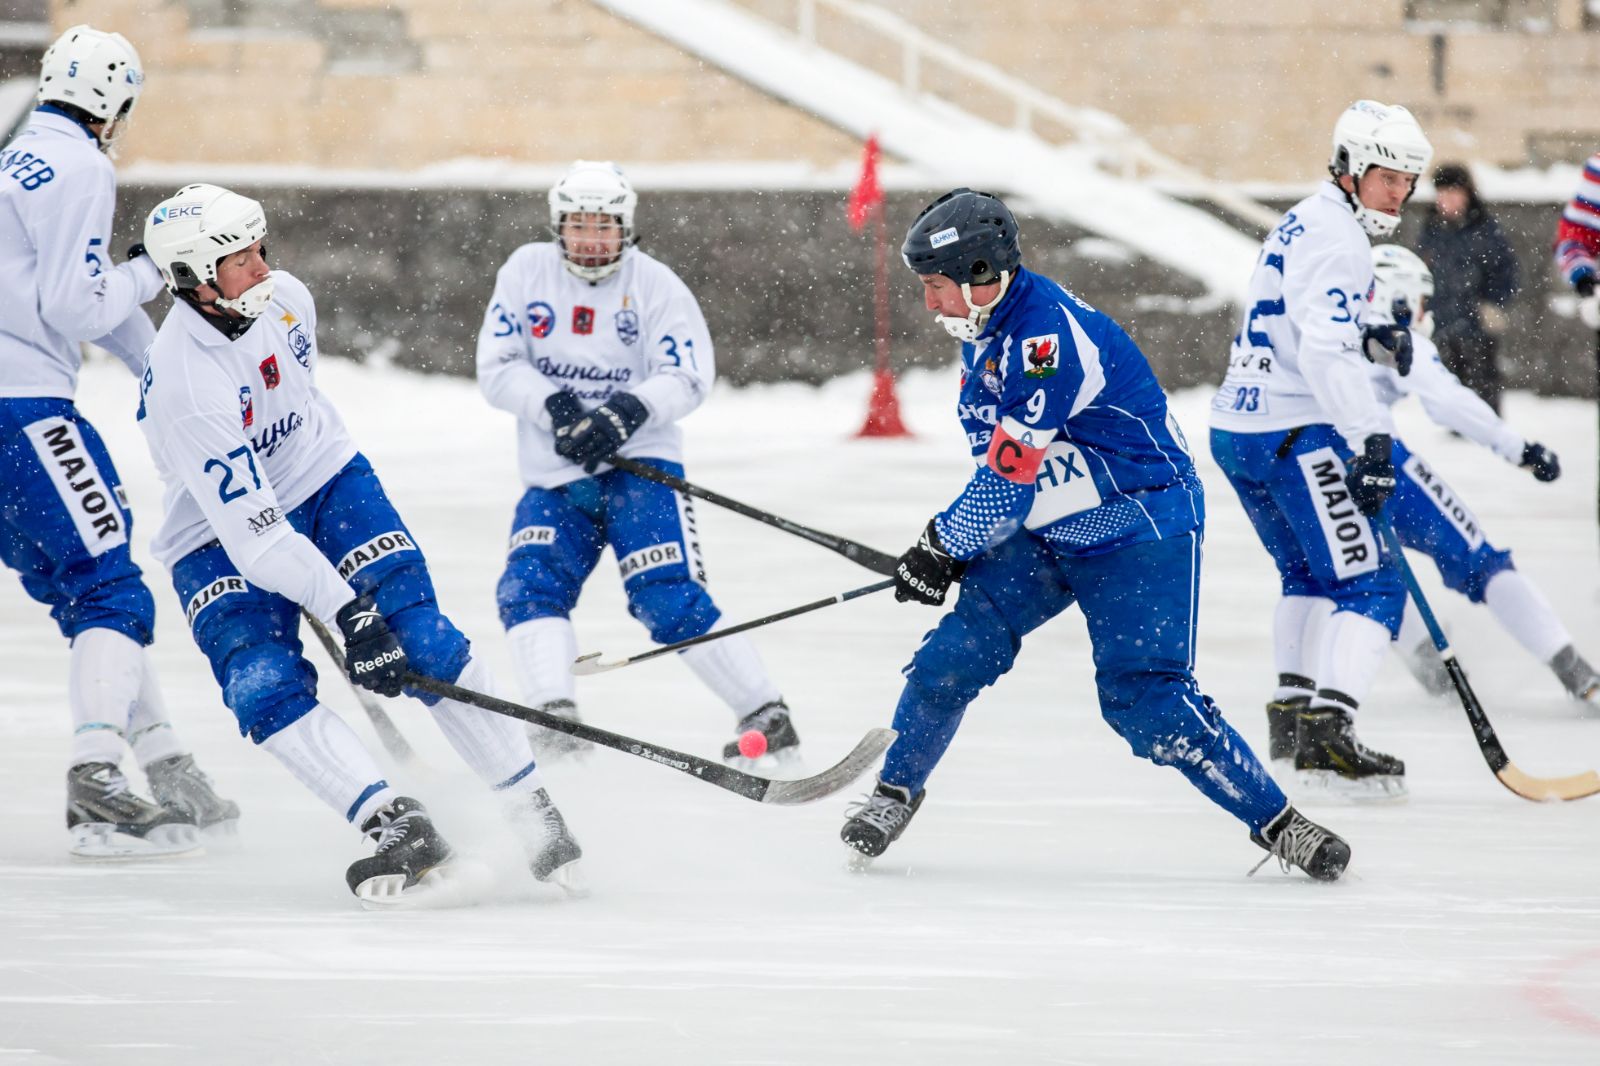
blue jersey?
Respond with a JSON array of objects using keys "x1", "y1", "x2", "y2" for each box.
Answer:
[{"x1": 935, "y1": 268, "x2": 1202, "y2": 558}]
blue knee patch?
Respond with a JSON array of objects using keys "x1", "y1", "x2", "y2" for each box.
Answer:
[
  {"x1": 58, "y1": 573, "x2": 156, "y2": 646},
  {"x1": 222, "y1": 643, "x2": 318, "y2": 743},
  {"x1": 1443, "y1": 547, "x2": 1515, "y2": 603},
  {"x1": 1098, "y1": 668, "x2": 1215, "y2": 761},
  {"x1": 627, "y1": 577, "x2": 719, "y2": 645},
  {"x1": 497, "y1": 549, "x2": 582, "y2": 630}
]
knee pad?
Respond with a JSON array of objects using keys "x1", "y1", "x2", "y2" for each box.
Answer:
[
  {"x1": 221, "y1": 642, "x2": 318, "y2": 743},
  {"x1": 1445, "y1": 546, "x2": 1515, "y2": 604},
  {"x1": 901, "y1": 601, "x2": 1021, "y2": 713},
  {"x1": 1097, "y1": 668, "x2": 1213, "y2": 762},
  {"x1": 497, "y1": 549, "x2": 582, "y2": 630},
  {"x1": 387, "y1": 603, "x2": 471, "y2": 704},
  {"x1": 626, "y1": 576, "x2": 719, "y2": 646}
]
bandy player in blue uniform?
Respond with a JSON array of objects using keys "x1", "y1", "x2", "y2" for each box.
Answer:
[
  {"x1": 477, "y1": 161, "x2": 797, "y2": 763},
  {"x1": 0, "y1": 25, "x2": 236, "y2": 858},
  {"x1": 837, "y1": 189, "x2": 1349, "y2": 881},
  {"x1": 136, "y1": 183, "x2": 581, "y2": 905},
  {"x1": 1209, "y1": 101, "x2": 1432, "y2": 798},
  {"x1": 1361, "y1": 245, "x2": 1600, "y2": 703}
]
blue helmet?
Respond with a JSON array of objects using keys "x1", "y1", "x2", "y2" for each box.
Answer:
[{"x1": 901, "y1": 188, "x2": 1022, "y2": 285}]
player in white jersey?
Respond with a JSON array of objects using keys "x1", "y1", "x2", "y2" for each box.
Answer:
[
  {"x1": 1359, "y1": 245, "x2": 1599, "y2": 702},
  {"x1": 477, "y1": 161, "x2": 799, "y2": 763},
  {"x1": 0, "y1": 26, "x2": 236, "y2": 858},
  {"x1": 136, "y1": 183, "x2": 582, "y2": 905},
  {"x1": 1209, "y1": 101, "x2": 1433, "y2": 797}
]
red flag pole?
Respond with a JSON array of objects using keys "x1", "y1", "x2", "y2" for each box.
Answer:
[{"x1": 856, "y1": 147, "x2": 909, "y2": 438}]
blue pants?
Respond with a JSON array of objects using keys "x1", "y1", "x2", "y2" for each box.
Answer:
[
  {"x1": 882, "y1": 530, "x2": 1287, "y2": 833},
  {"x1": 496, "y1": 458, "x2": 719, "y2": 644},
  {"x1": 1391, "y1": 439, "x2": 1513, "y2": 603},
  {"x1": 172, "y1": 454, "x2": 471, "y2": 742},
  {"x1": 0, "y1": 398, "x2": 155, "y2": 645},
  {"x1": 1210, "y1": 424, "x2": 1405, "y2": 633}
]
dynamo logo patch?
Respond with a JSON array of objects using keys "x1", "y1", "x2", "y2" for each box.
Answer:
[{"x1": 929, "y1": 226, "x2": 960, "y2": 249}]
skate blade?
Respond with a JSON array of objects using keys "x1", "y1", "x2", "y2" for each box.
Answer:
[
  {"x1": 1292, "y1": 768, "x2": 1408, "y2": 803},
  {"x1": 842, "y1": 844, "x2": 879, "y2": 874},
  {"x1": 69, "y1": 822, "x2": 204, "y2": 861},
  {"x1": 537, "y1": 857, "x2": 590, "y2": 899},
  {"x1": 355, "y1": 858, "x2": 496, "y2": 911},
  {"x1": 199, "y1": 818, "x2": 242, "y2": 847}
]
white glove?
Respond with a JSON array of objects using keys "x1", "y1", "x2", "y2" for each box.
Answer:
[{"x1": 1580, "y1": 294, "x2": 1600, "y2": 331}]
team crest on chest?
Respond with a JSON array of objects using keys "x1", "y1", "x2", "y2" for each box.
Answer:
[
  {"x1": 1022, "y1": 334, "x2": 1060, "y2": 378},
  {"x1": 259, "y1": 354, "x2": 280, "y2": 389},
  {"x1": 573, "y1": 305, "x2": 595, "y2": 335},
  {"x1": 615, "y1": 308, "x2": 640, "y2": 345},
  {"x1": 528, "y1": 301, "x2": 556, "y2": 339},
  {"x1": 239, "y1": 386, "x2": 254, "y2": 430},
  {"x1": 980, "y1": 357, "x2": 1002, "y2": 395},
  {"x1": 287, "y1": 323, "x2": 311, "y2": 368}
]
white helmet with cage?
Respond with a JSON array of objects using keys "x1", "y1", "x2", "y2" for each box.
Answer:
[
  {"x1": 548, "y1": 160, "x2": 638, "y2": 283},
  {"x1": 1329, "y1": 100, "x2": 1433, "y2": 238},
  {"x1": 36, "y1": 25, "x2": 144, "y2": 155},
  {"x1": 143, "y1": 183, "x2": 275, "y2": 318},
  {"x1": 1369, "y1": 244, "x2": 1435, "y2": 338}
]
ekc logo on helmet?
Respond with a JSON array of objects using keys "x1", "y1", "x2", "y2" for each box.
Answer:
[{"x1": 149, "y1": 203, "x2": 203, "y2": 226}]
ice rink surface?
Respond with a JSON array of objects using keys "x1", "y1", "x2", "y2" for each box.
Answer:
[{"x1": 3, "y1": 357, "x2": 1598, "y2": 1064}]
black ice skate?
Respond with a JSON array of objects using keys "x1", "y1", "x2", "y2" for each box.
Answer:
[
  {"x1": 1250, "y1": 805, "x2": 1351, "y2": 882},
  {"x1": 509, "y1": 787, "x2": 585, "y2": 897},
  {"x1": 66, "y1": 761, "x2": 202, "y2": 860},
  {"x1": 345, "y1": 796, "x2": 456, "y2": 905},
  {"x1": 1294, "y1": 706, "x2": 1407, "y2": 799},
  {"x1": 1550, "y1": 645, "x2": 1600, "y2": 703},
  {"x1": 145, "y1": 753, "x2": 241, "y2": 834},
  {"x1": 722, "y1": 699, "x2": 801, "y2": 763},
  {"x1": 1264, "y1": 694, "x2": 1309, "y2": 764},
  {"x1": 841, "y1": 779, "x2": 924, "y2": 864},
  {"x1": 525, "y1": 699, "x2": 591, "y2": 759}
]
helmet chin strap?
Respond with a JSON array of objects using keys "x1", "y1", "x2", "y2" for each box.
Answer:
[
  {"x1": 1336, "y1": 170, "x2": 1404, "y2": 239},
  {"x1": 937, "y1": 270, "x2": 1012, "y2": 342},
  {"x1": 214, "y1": 277, "x2": 275, "y2": 319}
]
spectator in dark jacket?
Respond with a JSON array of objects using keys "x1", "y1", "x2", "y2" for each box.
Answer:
[{"x1": 1416, "y1": 163, "x2": 1521, "y2": 412}]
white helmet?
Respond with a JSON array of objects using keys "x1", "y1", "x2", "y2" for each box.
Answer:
[
  {"x1": 548, "y1": 160, "x2": 638, "y2": 282},
  {"x1": 1369, "y1": 244, "x2": 1435, "y2": 338},
  {"x1": 143, "y1": 183, "x2": 275, "y2": 318},
  {"x1": 1329, "y1": 100, "x2": 1434, "y2": 238},
  {"x1": 37, "y1": 25, "x2": 143, "y2": 155}
]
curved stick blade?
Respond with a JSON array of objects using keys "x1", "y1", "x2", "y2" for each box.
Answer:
[
  {"x1": 761, "y1": 727, "x2": 896, "y2": 806},
  {"x1": 570, "y1": 652, "x2": 618, "y2": 676},
  {"x1": 1496, "y1": 763, "x2": 1600, "y2": 803}
]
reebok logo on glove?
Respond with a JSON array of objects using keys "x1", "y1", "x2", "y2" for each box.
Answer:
[{"x1": 352, "y1": 647, "x2": 406, "y2": 674}]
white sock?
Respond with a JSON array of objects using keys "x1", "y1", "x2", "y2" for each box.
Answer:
[
  {"x1": 1396, "y1": 600, "x2": 1436, "y2": 659},
  {"x1": 1310, "y1": 611, "x2": 1393, "y2": 712},
  {"x1": 1484, "y1": 569, "x2": 1571, "y2": 664},
  {"x1": 506, "y1": 616, "x2": 577, "y2": 708},
  {"x1": 68, "y1": 628, "x2": 143, "y2": 767},
  {"x1": 428, "y1": 657, "x2": 544, "y2": 795},
  {"x1": 1271, "y1": 595, "x2": 1332, "y2": 700},
  {"x1": 259, "y1": 703, "x2": 395, "y2": 826},
  {"x1": 129, "y1": 651, "x2": 184, "y2": 767},
  {"x1": 678, "y1": 634, "x2": 783, "y2": 718}
]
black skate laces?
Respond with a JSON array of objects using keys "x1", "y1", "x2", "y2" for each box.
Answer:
[
  {"x1": 368, "y1": 809, "x2": 422, "y2": 853},
  {"x1": 845, "y1": 791, "x2": 914, "y2": 833}
]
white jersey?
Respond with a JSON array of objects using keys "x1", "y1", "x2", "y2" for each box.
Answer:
[
  {"x1": 1209, "y1": 182, "x2": 1394, "y2": 447},
  {"x1": 137, "y1": 272, "x2": 357, "y2": 622},
  {"x1": 0, "y1": 110, "x2": 163, "y2": 397},
  {"x1": 476, "y1": 243, "x2": 714, "y2": 488},
  {"x1": 1370, "y1": 333, "x2": 1523, "y2": 463}
]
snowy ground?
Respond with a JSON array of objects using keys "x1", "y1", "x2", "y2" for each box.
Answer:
[{"x1": 3, "y1": 356, "x2": 1599, "y2": 1064}]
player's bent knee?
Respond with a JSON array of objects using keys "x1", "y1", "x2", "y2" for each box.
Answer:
[
  {"x1": 59, "y1": 571, "x2": 157, "y2": 646},
  {"x1": 627, "y1": 579, "x2": 719, "y2": 646},
  {"x1": 1449, "y1": 549, "x2": 1514, "y2": 603},
  {"x1": 387, "y1": 604, "x2": 471, "y2": 700},
  {"x1": 904, "y1": 614, "x2": 1019, "y2": 707},
  {"x1": 1097, "y1": 670, "x2": 1210, "y2": 761},
  {"x1": 221, "y1": 644, "x2": 318, "y2": 743},
  {"x1": 496, "y1": 554, "x2": 581, "y2": 630}
]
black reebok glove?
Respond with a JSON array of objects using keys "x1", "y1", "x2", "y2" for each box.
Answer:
[
  {"x1": 554, "y1": 391, "x2": 649, "y2": 473},
  {"x1": 1575, "y1": 272, "x2": 1597, "y2": 299},
  {"x1": 336, "y1": 593, "x2": 408, "y2": 698},
  {"x1": 894, "y1": 519, "x2": 965, "y2": 606},
  {"x1": 1344, "y1": 434, "x2": 1396, "y2": 518},
  {"x1": 1521, "y1": 441, "x2": 1561, "y2": 482},
  {"x1": 1361, "y1": 322, "x2": 1413, "y2": 376},
  {"x1": 544, "y1": 390, "x2": 585, "y2": 434}
]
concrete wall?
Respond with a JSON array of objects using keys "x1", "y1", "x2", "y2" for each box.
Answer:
[{"x1": 110, "y1": 182, "x2": 1596, "y2": 397}]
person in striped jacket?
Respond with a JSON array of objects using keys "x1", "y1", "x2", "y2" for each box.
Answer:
[{"x1": 1555, "y1": 153, "x2": 1600, "y2": 329}]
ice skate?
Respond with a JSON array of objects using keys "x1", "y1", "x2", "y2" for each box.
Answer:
[
  {"x1": 1293, "y1": 707, "x2": 1407, "y2": 800},
  {"x1": 509, "y1": 787, "x2": 586, "y2": 897},
  {"x1": 1399, "y1": 638, "x2": 1453, "y2": 698},
  {"x1": 524, "y1": 699, "x2": 591, "y2": 760},
  {"x1": 346, "y1": 796, "x2": 465, "y2": 907},
  {"x1": 1264, "y1": 695, "x2": 1308, "y2": 765},
  {"x1": 1249, "y1": 805, "x2": 1351, "y2": 882},
  {"x1": 145, "y1": 753, "x2": 241, "y2": 836},
  {"x1": 66, "y1": 761, "x2": 202, "y2": 860},
  {"x1": 841, "y1": 779, "x2": 924, "y2": 867},
  {"x1": 1550, "y1": 645, "x2": 1600, "y2": 704},
  {"x1": 722, "y1": 699, "x2": 801, "y2": 765}
]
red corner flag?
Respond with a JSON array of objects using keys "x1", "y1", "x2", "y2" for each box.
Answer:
[{"x1": 847, "y1": 134, "x2": 884, "y2": 232}]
